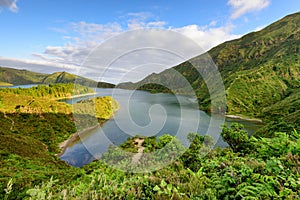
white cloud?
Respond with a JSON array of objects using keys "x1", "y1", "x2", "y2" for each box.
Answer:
[
  {"x1": 0, "y1": 57, "x2": 79, "y2": 74},
  {"x1": 228, "y1": 0, "x2": 270, "y2": 19},
  {"x1": 122, "y1": 12, "x2": 167, "y2": 30},
  {"x1": 26, "y1": 12, "x2": 242, "y2": 83},
  {"x1": 174, "y1": 23, "x2": 241, "y2": 52},
  {"x1": 71, "y1": 21, "x2": 123, "y2": 39},
  {"x1": 128, "y1": 19, "x2": 167, "y2": 30},
  {"x1": 36, "y1": 14, "x2": 239, "y2": 65},
  {"x1": 0, "y1": 0, "x2": 18, "y2": 12},
  {"x1": 76, "y1": 29, "x2": 205, "y2": 83},
  {"x1": 33, "y1": 12, "x2": 168, "y2": 67},
  {"x1": 32, "y1": 22, "x2": 123, "y2": 67}
]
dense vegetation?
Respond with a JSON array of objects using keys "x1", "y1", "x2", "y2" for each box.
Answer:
[
  {"x1": 1, "y1": 12, "x2": 300, "y2": 200},
  {"x1": 0, "y1": 83, "x2": 94, "y2": 100},
  {"x1": 1, "y1": 84, "x2": 298, "y2": 199},
  {"x1": 0, "y1": 67, "x2": 115, "y2": 88},
  {"x1": 73, "y1": 96, "x2": 119, "y2": 131},
  {"x1": 117, "y1": 12, "x2": 300, "y2": 130},
  {"x1": 4, "y1": 123, "x2": 297, "y2": 199},
  {"x1": 97, "y1": 81, "x2": 115, "y2": 88},
  {"x1": 0, "y1": 81, "x2": 13, "y2": 86},
  {"x1": 0, "y1": 67, "x2": 47, "y2": 86},
  {"x1": 0, "y1": 84, "x2": 119, "y2": 199}
]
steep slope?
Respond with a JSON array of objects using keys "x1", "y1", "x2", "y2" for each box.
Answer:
[
  {"x1": 0, "y1": 67, "x2": 115, "y2": 88},
  {"x1": 0, "y1": 67, "x2": 47, "y2": 85},
  {"x1": 97, "y1": 81, "x2": 115, "y2": 88},
  {"x1": 117, "y1": 12, "x2": 300, "y2": 122},
  {"x1": 41, "y1": 71, "x2": 97, "y2": 86}
]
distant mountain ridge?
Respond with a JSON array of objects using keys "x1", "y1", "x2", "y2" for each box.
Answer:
[
  {"x1": 41, "y1": 71, "x2": 97, "y2": 86},
  {"x1": 0, "y1": 67, "x2": 115, "y2": 88},
  {"x1": 0, "y1": 67, "x2": 46, "y2": 85},
  {"x1": 117, "y1": 12, "x2": 300, "y2": 125}
]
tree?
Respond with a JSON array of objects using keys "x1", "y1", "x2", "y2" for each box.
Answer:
[{"x1": 221, "y1": 123, "x2": 249, "y2": 152}]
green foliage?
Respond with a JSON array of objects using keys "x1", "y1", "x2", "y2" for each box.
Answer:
[
  {"x1": 2, "y1": 13, "x2": 300, "y2": 199},
  {"x1": 221, "y1": 123, "x2": 250, "y2": 153},
  {"x1": 117, "y1": 12, "x2": 300, "y2": 119},
  {"x1": 259, "y1": 88, "x2": 300, "y2": 131},
  {"x1": 42, "y1": 71, "x2": 97, "y2": 87},
  {"x1": 0, "y1": 66, "x2": 98, "y2": 86},
  {"x1": 0, "y1": 84, "x2": 99, "y2": 120},
  {"x1": 0, "y1": 67, "x2": 47, "y2": 85},
  {"x1": 97, "y1": 81, "x2": 115, "y2": 88},
  {"x1": 0, "y1": 95, "x2": 3, "y2": 108},
  {"x1": 119, "y1": 137, "x2": 140, "y2": 153},
  {"x1": 73, "y1": 96, "x2": 119, "y2": 130},
  {"x1": 181, "y1": 133, "x2": 214, "y2": 171},
  {"x1": 0, "y1": 84, "x2": 119, "y2": 199},
  {"x1": 152, "y1": 179, "x2": 184, "y2": 198},
  {"x1": 0, "y1": 110, "x2": 84, "y2": 199},
  {"x1": 22, "y1": 126, "x2": 300, "y2": 199},
  {"x1": 0, "y1": 81, "x2": 13, "y2": 86},
  {"x1": 142, "y1": 136, "x2": 158, "y2": 152},
  {"x1": 255, "y1": 117, "x2": 296, "y2": 137},
  {"x1": 157, "y1": 134, "x2": 174, "y2": 148},
  {"x1": 26, "y1": 177, "x2": 58, "y2": 200},
  {"x1": 101, "y1": 134, "x2": 186, "y2": 173},
  {"x1": 251, "y1": 129, "x2": 300, "y2": 159}
]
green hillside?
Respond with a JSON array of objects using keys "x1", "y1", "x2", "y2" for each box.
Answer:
[
  {"x1": 41, "y1": 71, "x2": 97, "y2": 86},
  {"x1": 0, "y1": 67, "x2": 47, "y2": 85},
  {"x1": 0, "y1": 84, "x2": 119, "y2": 199},
  {"x1": 117, "y1": 12, "x2": 300, "y2": 125},
  {"x1": 97, "y1": 81, "x2": 115, "y2": 88},
  {"x1": 0, "y1": 67, "x2": 115, "y2": 88},
  {"x1": 1, "y1": 84, "x2": 298, "y2": 199},
  {"x1": 0, "y1": 81, "x2": 13, "y2": 86}
]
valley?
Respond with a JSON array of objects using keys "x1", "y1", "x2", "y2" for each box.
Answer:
[{"x1": 0, "y1": 11, "x2": 299, "y2": 200}]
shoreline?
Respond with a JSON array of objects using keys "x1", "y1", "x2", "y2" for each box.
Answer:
[
  {"x1": 56, "y1": 124, "x2": 101, "y2": 157},
  {"x1": 54, "y1": 92, "x2": 97, "y2": 100},
  {"x1": 57, "y1": 98, "x2": 120, "y2": 157},
  {"x1": 225, "y1": 114, "x2": 263, "y2": 123}
]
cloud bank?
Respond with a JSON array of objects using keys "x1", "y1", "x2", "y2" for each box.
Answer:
[
  {"x1": 228, "y1": 0, "x2": 270, "y2": 19},
  {"x1": 0, "y1": 57, "x2": 79, "y2": 74},
  {"x1": 0, "y1": 1, "x2": 271, "y2": 83},
  {"x1": 32, "y1": 12, "x2": 241, "y2": 80},
  {"x1": 0, "y1": 0, "x2": 18, "y2": 12}
]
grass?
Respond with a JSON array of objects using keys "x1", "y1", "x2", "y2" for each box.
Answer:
[
  {"x1": 0, "y1": 82, "x2": 13, "y2": 86},
  {"x1": 19, "y1": 129, "x2": 300, "y2": 199},
  {"x1": 0, "y1": 84, "x2": 119, "y2": 199},
  {"x1": 116, "y1": 12, "x2": 300, "y2": 123}
]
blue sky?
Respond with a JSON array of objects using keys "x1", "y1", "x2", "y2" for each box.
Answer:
[{"x1": 0, "y1": 0, "x2": 299, "y2": 83}]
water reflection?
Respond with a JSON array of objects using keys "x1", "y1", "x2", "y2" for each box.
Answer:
[{"x1": 60, "y1": 88, "x2": 263, "y2": 167}]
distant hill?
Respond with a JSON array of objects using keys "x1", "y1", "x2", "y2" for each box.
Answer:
[
  {"x1": 97, "y1": 81, "x2": 116, "y2": 88},
  {"x1": 0, "y1": 67, "x2": 115, "y2": 88},
  {"x1": 0, "y1": 67, "x2": 47, "y2": 85},
  {"x1": 117, "y1": 12, "x2": 300, "y2": 124},
  {"x1": 41, "y1": 71, "x2": 97, "y2": 86}
]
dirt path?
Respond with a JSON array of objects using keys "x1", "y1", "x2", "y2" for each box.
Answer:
[{"x1": 132, "y1": 138, "x2": 145, "y2": 164}]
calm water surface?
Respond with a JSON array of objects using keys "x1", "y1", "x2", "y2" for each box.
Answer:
[
  {"x1": 59, "y1": 88, "x2": 263, "y2": 167},
  {"x1": 0, "y1": 84, "x2": 39, "y2": 88}
]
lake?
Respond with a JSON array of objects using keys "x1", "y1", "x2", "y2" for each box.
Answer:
[
  {"x1": 60, "y1": 88, "x2": 263, "y2": 167},
  {"x1": 0, "y1": 84, "x2": 39, "y2": 88}
]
